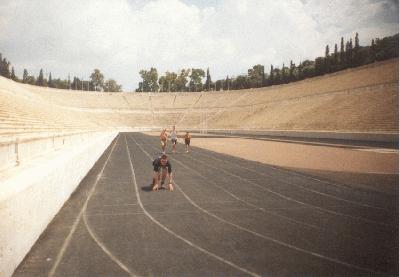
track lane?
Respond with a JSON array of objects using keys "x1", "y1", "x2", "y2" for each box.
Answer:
[
  {"x1": 134, "y1": 134, "x2": 397, "y2": 229},
  {"x1": 13, "y1": 132, "x2": 398, "y2": 276},
  {"x1": 187, "y1": 135, "x2": 398, "y2": 208},
  {"x1": 128, "y1": 133, "x2": 394, "y2": 273}
]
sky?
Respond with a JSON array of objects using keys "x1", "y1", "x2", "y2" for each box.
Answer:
[{"x1": 0, "y1": 0, "x2": 398, "y2": 91}]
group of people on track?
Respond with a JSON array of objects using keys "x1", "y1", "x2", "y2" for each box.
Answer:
[{"x1": 152, "y1": 125, "x2": 192, "y2": 192}]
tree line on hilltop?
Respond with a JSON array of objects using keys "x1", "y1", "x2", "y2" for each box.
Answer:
[
  {"x1": 0, "y1": 33, "x2": 398, "y2": 93},
  {"x1": 136, "y1": 33, "x2": 398, "y2": 92},
  {"x1": 0, "y1": 59, "x2": 122, "y2": 92}
]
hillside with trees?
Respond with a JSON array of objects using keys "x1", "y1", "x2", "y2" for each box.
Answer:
[{"x1": 0, "y1": 57, "x2": 122, "y2": 92}]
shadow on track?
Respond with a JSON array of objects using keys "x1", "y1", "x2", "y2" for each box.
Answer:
[{"x1": 141, "y1": 184, "x2": 154, "y2": 192}]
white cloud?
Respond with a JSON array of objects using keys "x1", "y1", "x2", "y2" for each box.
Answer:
[{"x1": 0, "y1": 0, "x2": 397, "y2": 91}]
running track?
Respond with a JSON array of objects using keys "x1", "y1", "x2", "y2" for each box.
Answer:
[{"x1": 14, "y1": 133, "x2": 399, "y2": 276}]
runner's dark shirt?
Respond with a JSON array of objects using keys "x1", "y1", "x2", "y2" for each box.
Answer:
[{"x1": 153, "y1": 158, "x2": 172, "y2": 173}]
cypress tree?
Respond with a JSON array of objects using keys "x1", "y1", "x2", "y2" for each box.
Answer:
[
  {"x1": 11, "y1": 67, "x2": 18, "y2": 81},
  {"x1": 325, "y1": 45, "x2": 330, "y2": 57},
  {"x1": 349, "y1": 38, "x2": 353, "y2": 67},
  {"x1": 205, "y1": 68, "x2": 212, "y2": 91},
  {"x1": 5, "y1": 61, "x2": 11, "y2": 78},
  {"x1": 48, "y1": 72, "x2": 53, "y2": 87},
  {"x1": 325, "y1": 45, "x2": 330, "y2": 73},
  {"x1": 297, "y1": 61, "x2": 303, "y2": 80},
  {"x1": 36, "y1": 69, "x2": 45, "y2": 86},
  {"x1": 289, "y1": 60, "x2": 294, "y2": 81},
  {"x1": 269, "y1": 65, "x2": 274, "y2": 85},
  {"x1": 23, "y1": 69, "x2": 28, "y2": 83},
  {"x1": 340, "y1": 37, "x2": 345, "y2": 68},
  {"x1": 333, "y1": 43, "x2": 338, "y2": 71},
  {"x1": 1, "y1": 58, "x2": 11, "y2": 78},
  {"x1": 0, "y1": 54, "x2": 3, "y2": 77},
  {"x1": 261, "y1": 65, "x2": 265, "y2": 86},
  {"x1": 225, "y1": 76, "x2": 230, "y2": 90},
  {"x1": 353, "y1": 33, "x2": 361, "y2": 66},
  {"x1": 370, "y1": 39, "x2": 376, "y2": 62},
  {"x1": 355, "y1": 32, "x2": 360, "y2": 49}
]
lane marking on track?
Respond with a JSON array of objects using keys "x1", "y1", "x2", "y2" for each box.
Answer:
[
  {"x1": 355, "y1": 148, "x2": 398, "y2": 153},
  {"x1": 192, "y1": 133, "x2": 398, "y2": 191},
  {"x1": 134, "y1": 137, "x2": 372, "y2": 240},
  {"x1": 83, "y1": 212, "x2": 136, "y2": 276},
  {"x1": 202, "y1": 132, "x2": 398, "y2": 152},
  {"x1": 190, "y1": 147, "x2": 391, "y2": 211},
  {"x1": 100, "y1": 199, "x2": 356, "y2": 209},
  {"x1": 103, "y1": 203, "x2": 139, "y2": 207},
  {"x1": 49, "y1": 134, "x2": 137, "y2": 277},
  {"x1": 124, "y1": 134, "x2": 261, "y2": 277},
  {"x1": 257, "y1": 138, "x2": 396, "y2": 151},
  {"x1": 132, "y1": 136, "x2": 382, "y2": 242},
  {"x1": 85, "y1": 207, "x2": 260, "y2": 217},
  {"x1": 131, "y1": 136, "x2": 328, "y2": 232},
  {"x1": 86, "y1": 205, "x2": 363, "y2": 217},
  {"x1": 129, "y1": 134, "x2": 388, "y2": 276},
  {"x1": 183, "y1": 148, "x2": 393, "y2": 225},
  {"x1": 101, "y1": 199, "x2": 244, "y2": 207}
]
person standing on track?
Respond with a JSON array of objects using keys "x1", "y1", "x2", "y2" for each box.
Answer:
[
  {"x1": 160, "y1": 128, "x2": 168, "y2": 153},
  {"x1": 170, "y1": 125, "x2": 178, "y2": 154},
  {"x1": 184, "y1": 131, "x2": 191, "y2": 153},
  {"x1": 152, "y1": 154, "x2": 174, "y2": 191}
]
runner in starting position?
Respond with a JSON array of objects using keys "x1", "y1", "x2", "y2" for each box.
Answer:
[{"x1": 152, "y1": 154, "x2": 174, "y2": 191}]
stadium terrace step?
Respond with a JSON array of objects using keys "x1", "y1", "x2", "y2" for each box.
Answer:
[{"x1": 0, "y1": 58, "x2": 398, "y2": 136}]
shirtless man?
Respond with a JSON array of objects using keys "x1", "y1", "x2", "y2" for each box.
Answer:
[
  {"x1": 160, "y1": 128, "x2": 168, "y2": 153},
  {"x1": 184, "y1": 131, "x2": 192, "y2": 153}
]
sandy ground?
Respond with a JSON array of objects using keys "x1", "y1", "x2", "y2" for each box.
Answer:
[
  {"x1": 143, "y1": 132, "x2": 398, "y2": 175},
  {"x1": 143, "y1": 131, "x2": 399, "y2": 195},
  {"x1": 192, "y1": 137, "x2": 398, "y2": 174}
]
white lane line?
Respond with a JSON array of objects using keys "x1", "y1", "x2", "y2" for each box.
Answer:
[
  {"x1": 356, "y1": 148, "x2": 398, "y2": 153},
  {"x1": 205, "y1": 132, "x2": 397, "y2": 153},
  {"x1": 165, "y1": 153, "x2": 328, "y2": 231},
  {"x1": 191, "y1": 149, "x2": 390, "y2": 211},
  {"x1": 102, "y1": 199, "x2": 241, "y2": 207},
  {"x1": 82, "y1": 137, "x2": 138, "y2": 276},
  {"x1": 129, "y1": 135, "x2": 388, "y2": 276},
  {"x1": 124, "y1": 135, "x2": 260, "y2": 277},
  {"x1": 103, "y1": 203, "x2": 139, "y2": 207},
  {"x1": 86, "y1": 207, "x2": 260, "y2": 217},
  {"x1": 83, "y1": 212, "x2": 136, "y2": 276},
  {"x1": 194, "y1": 134, "x2": 392, "y2": 191},
  {"x1": 49, "y1": 135, "x2": 137, "y2": 277},
  {"x1": 130, "y1": 136, "x2": 323, "y2": 231},
  {"x1": 86, "y1": 205, "x2": 363, "y2": 217},
  {"x1": 132, "y1": 136, "x2": 374, "y2": 242},
  {"x1": 182, "y1": 148, "x2": 391, "y2": 226}
]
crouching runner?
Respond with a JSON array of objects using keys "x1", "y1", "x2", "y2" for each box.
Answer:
[{"x1": 152, "y1": 154, "x2": 174, "y2": 191}]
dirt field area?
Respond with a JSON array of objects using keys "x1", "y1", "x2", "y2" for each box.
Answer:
[{"x1": 144, "y1": 132, "x2": 399, "y2": 194}]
